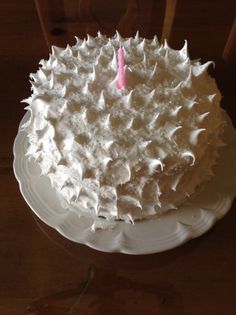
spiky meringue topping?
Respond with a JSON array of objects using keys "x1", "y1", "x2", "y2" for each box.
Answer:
[{"x1": 22, "y1": 32, "x2": 225, "y2": 223}]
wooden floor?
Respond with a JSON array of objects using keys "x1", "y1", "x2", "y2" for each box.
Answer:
[{"x1": 0, "y1": 1, "x2": 236, "y2": 314}]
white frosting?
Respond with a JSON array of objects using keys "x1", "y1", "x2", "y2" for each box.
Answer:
[{"x1": 22, "y1": 32, "x2": 225, "y2": 223}]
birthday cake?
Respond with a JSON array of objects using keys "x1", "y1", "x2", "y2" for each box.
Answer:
[{"x1": 22, "y1": 32, "x2": 225, "y2": 223}]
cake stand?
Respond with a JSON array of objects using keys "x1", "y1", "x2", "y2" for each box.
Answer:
[{"x1": 13, "y1": 112, "x2": 236, "y2": 254}]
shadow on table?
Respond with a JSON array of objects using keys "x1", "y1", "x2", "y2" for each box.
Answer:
[{"x1": 27, "y1": 213, "x2": 196, "y2": 315}]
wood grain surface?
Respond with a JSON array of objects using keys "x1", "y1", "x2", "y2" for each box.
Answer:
[{"x1": 0, "y1": 1, "x2": 235, "y2": 314}]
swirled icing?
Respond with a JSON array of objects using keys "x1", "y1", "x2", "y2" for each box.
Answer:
[{"x1": 22, "y1": 32, "x2": 225, "y2": 224}]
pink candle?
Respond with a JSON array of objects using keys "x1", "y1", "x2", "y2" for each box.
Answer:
[{"x1": 117, "y1": 47, "x2": 126, "y2": 89}]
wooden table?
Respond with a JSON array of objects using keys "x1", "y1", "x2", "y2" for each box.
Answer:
[{"x1": 1, "y1": 1, "x2": 236, "y2": 314}]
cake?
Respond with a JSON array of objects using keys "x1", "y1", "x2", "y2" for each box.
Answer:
[{"x1": 22, "y1": 31, "x2": 225, "y2": 224}]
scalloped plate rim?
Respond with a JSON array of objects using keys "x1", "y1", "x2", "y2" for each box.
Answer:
[{"x1": 13, "y1": 112, "x2": 236, "y2": 255}]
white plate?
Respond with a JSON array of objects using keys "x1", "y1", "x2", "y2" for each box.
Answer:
[{"x1": 13, "y1": 113, "x2": 236, "y2": 255}]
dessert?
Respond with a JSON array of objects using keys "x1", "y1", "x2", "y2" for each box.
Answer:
[{"x1": 22, "y1": 32, "x2": 225, "y2": 223}]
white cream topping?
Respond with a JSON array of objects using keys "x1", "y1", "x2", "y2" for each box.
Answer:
[{"x1": 22, "y1": 32, "x2": 225, "y2": 224}]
